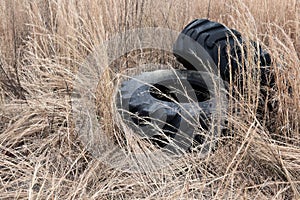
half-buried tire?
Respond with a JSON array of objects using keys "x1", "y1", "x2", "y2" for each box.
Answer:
[{"x1": 173, "y1": 18, "x2": 273, "y2": 87}]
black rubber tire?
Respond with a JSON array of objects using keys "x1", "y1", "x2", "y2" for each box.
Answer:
[
  {"x1": 173, "y1": 19, "x2": 272, "y2": 86},
  {"x1": 117, "y1": 70, "x2": 224, "y2": 154}
]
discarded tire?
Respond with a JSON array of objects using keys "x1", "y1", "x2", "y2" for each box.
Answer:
[
  {"x1": 116, "y1": 19, "x2": 274, "y2": 156},
  {"x1": 173, "y1": 19, "x2": 273, "y2": 86},
  {"x1": 117, "y1": 70, "x2": 225, "y2": 154}
]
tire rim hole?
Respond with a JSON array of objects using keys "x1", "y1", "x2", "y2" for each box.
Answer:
[{"x1": 150, "y1": 84, "x2": 179, "y2": 102}]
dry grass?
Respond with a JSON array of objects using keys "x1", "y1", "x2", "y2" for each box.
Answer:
[{"x1": 0, "y1": 0, "x2": 299, "y2": 199}]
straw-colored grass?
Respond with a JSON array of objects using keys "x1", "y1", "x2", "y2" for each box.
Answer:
[{"x1": 0, "y1": 0, "x2": 299, "y2": 199}]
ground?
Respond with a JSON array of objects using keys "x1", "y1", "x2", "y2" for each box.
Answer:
[{"x1": 0, "y1": 0, "x2": 299, "y2": 199}]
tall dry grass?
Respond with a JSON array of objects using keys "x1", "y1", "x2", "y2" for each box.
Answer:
[{"x1": 0, "y1": 0, "x2": 299, "y2": 199}]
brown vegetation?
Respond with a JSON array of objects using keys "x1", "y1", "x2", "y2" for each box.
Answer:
[{"x1": 0, "y1": 0, "x2": 299, "y2": 199}]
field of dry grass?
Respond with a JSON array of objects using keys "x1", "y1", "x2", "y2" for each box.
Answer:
[{"x1": 0, "y1": 0, "x2": 299, "y2": 199}]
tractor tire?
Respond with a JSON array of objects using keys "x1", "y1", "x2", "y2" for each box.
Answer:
[
  {"x1": 173, "y1": 19, "x2": 272, "y2": 86},
  {"x1": 117, "y1": 70, "x2": 226, "y2": 154}
]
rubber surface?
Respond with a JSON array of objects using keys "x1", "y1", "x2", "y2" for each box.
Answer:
[
  {"x1": 173, "y1": 19, "x2": 273, "y2": 86},
  {"x1": 117, "y1": 70, "x2": 222, "y2": 153}
]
